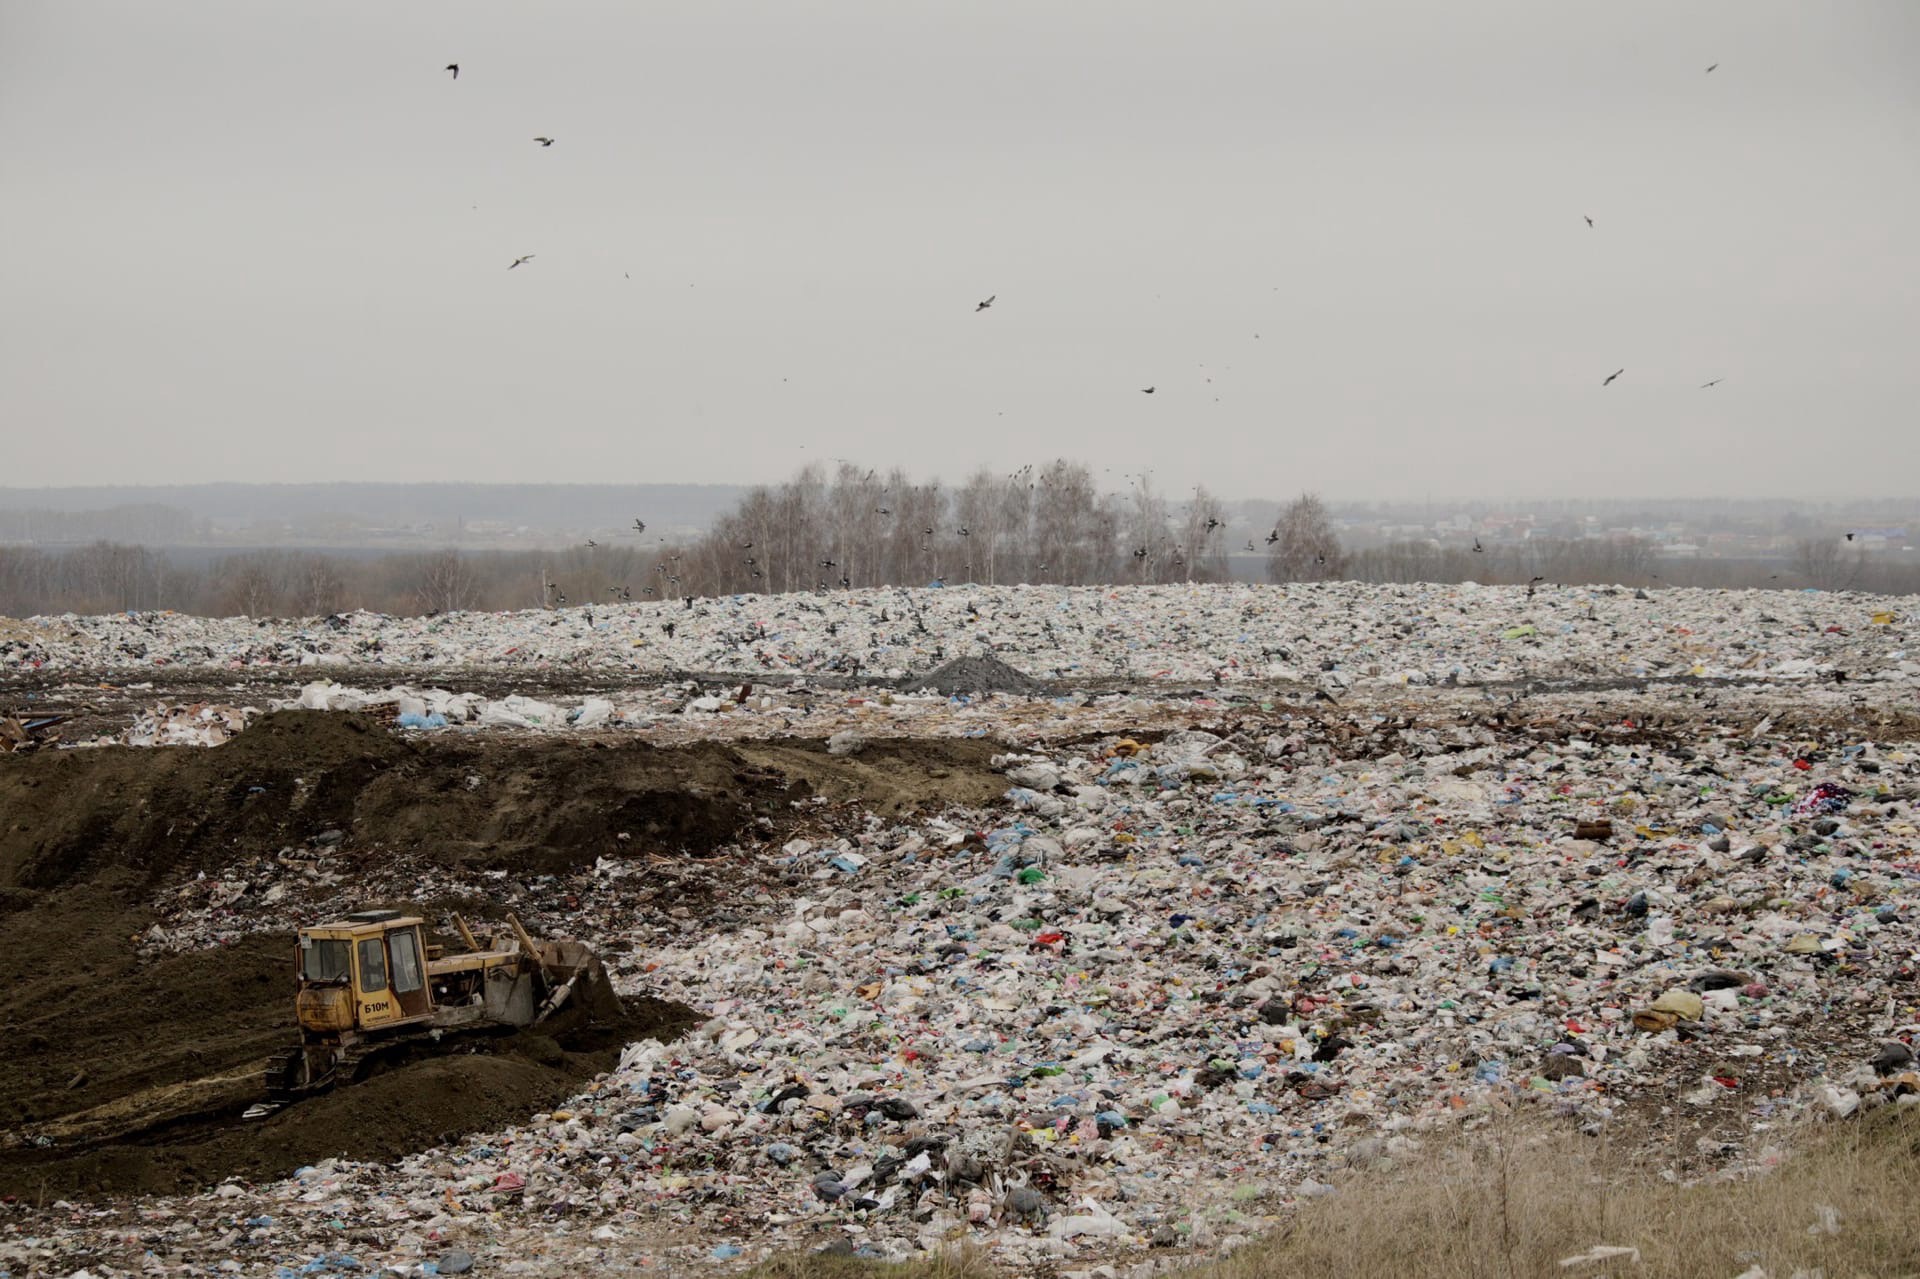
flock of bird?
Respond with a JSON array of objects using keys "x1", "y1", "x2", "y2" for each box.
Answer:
[
  {"x1": 449, "y1": 53, "x2": 1728, "y2": 399},
  {"x1": 435, "y1": 53, "x2": 1877, "y2": 606}
]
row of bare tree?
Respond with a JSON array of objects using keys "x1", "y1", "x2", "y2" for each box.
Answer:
[
  {"x1": 4, "y1": 460, "x2": 1914, "y2": 619},
  {"x1": 666, "y1": 462, "x2": 1266, "y2": 593}
]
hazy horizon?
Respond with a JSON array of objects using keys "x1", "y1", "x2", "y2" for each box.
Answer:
[
  {"x1": 6, "y1": 1, "x2": 1918, "y2": 498},
  {"x1": 6, "y1": 480, "x2": 1920, "y2": 511}
]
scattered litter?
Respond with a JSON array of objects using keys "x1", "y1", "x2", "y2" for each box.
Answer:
[{"x1": 4, "y1": 582, "x2": 1918, "y2": 1275}]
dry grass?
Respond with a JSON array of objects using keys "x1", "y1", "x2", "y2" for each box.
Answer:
[
  {"x1": 751, "y1": 1111, "x2": 1920, "y2": 1279},
  {"x1": 1200, "y1": 1110, "x2": 1920, "y2": 1279}
]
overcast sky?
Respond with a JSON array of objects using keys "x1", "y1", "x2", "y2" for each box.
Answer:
[{"x1": 4, "y1": 1, "x2": 1917, "y2": 500}]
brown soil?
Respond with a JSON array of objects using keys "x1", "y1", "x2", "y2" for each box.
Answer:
[
  {"x1": 0, "y1": 714, "x2": 1009, "y2": 1200},
  {"x1": 0, "y1": 710, "x2": 1011, "y2": 891}
]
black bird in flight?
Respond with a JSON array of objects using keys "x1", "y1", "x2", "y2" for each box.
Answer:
[
  {"x1": 509, "y1": 255, "x2": 535, "y2": 269},
  {"x1": 1141, "y1": 386, "x2": 1155, "y2": 395},
  {"x1": 446, "y1": 63, "x2": 459, "y2": 80},
  {"x1": 1700, "y1": 378, "x2": 1723, "y2": 388},
  {"x1": 1706, "y1": 63, "x2": 1718, "y2": 73},
  {"x1": 534, "y1": 137, "x2": 555, "y2": 147},
  {"x1": 633, "y1": 519, "x2": 646, "y2": 533},
  {"x1": 1845, "y1": 532, "x2": 1856, "y2": 542},
  {"x1": 1472, "y1": 538, "x2": 1484, "y2": 552},
  {"x1": 1584, "y1": 215, "x2": 1593, "y2": 227},
  {"x1": 1602, "y1": 368, "x2": 1624, "y2": 386},
  {"x1": 1265, "y1": 530, "x2": 1279, "y2": 546},
  {"x1": 976, "y1": 294, "x2": 994, "y2": 312},
  {"x1": 585, "y1": 539, "x2": 598, "y2": 548}
]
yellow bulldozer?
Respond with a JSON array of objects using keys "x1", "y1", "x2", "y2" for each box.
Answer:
[{"x1": 250, "y1": 908, "x2": 623, "y2": 1117}]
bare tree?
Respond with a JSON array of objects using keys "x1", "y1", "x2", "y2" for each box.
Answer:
[
  {"x1": 289, "y1": 554, "x2": 349, "y2": 616},
  {"x1": 215, "y1": 551, "x2": 286, "y2": 617},
  {"x1": 413, "y1": 549, "x2": 479, "y2": 613},
  {"x1": 1794, "y1": 537, "x2": 1864, "y2": 591},
  {"x1": 1268, "y1": 492, "x2": 1347, "y2": 582},
  {"x1": 1176, "y1": 486, "x2": 1230, "y2": 582}
]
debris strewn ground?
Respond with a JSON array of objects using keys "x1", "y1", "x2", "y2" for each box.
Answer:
[{"x1": 1, "y1": 583, "x2": 1917, "y2": 1277}]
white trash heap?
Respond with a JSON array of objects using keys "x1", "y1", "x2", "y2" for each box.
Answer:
[
  {"x1": 6, "y1": 582, "x2": 1917, "y2": 690},
  {"x1": 9, "y1": 696, "x2": 1920, "y2": 1277}
]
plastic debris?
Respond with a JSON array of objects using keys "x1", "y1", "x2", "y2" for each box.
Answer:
[{"x1": 5, "y1": 581, "x2": 1919, "y2": 1275}]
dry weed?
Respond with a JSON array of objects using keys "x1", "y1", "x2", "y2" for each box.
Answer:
[{"x1": 1200, "y1": 1110, "x2": 1920, "y2": 1279}]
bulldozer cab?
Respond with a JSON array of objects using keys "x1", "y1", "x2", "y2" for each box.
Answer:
[{"x1": 296, "y1": 910, "x2": 434, "y2": 1034}]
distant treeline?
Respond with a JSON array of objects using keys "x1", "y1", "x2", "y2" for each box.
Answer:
[
  {"x1": 2, "y1": 461, "x2": 1914, "y2": 618},
  {"x1": 0, "y1": 481, "x2": 748, "y2": 541}
]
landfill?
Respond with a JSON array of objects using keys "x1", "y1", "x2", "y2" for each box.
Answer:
[
  {"x1": 2, "y1": 582, "x2": 1914, "y2": 692},
  {"x1": 2, "y1": 583, "x2": 1918, "y2": 1277}
]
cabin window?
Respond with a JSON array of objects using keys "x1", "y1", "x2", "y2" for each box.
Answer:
[
  {"x1": 390, "y1": 929, "x2": 424, "y2": 995},
  {"x1": 357, "y1": 937, "x2": 388, "y2": 994},
  {"x1": 301, "y1": 938, "x2": 352, "y2": 982}
]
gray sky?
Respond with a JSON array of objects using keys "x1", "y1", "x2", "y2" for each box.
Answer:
[{"x1": 5, "y1": 1, "x2": 1917, "y2": 500}]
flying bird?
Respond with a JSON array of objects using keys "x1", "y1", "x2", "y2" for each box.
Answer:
[
  {"x1": 1602, "y1": 368, "x2": 1624, "y2": 386},
  {"x1": 1845, "y1": 532, "x2": 1856, "y2": 542},
  {"x1": 534, "y1": 137, "x2": 554, "y2": 147},
  {"x1": 976, "y1": 294, "x2": 995, "y2": 312},
  {"x1": 633, "y1": 519, "x2": 646, "y2": 533},
  {"x1": 1706, "y1": 63, "x2": 1718, "y2": 73},
  {"x1": 1140, "y1": 386, "x2": 1155, "y2": 395},
  {"x1": 445, "y1": 63, "x2": 459, "y2": 79},
  {"x1": 1700, "y1": 378, "x2": 1723, "y2": 388},
  {"x1": 585, "y1": 539, "x2": 598, "y2": 548},
  {"x1": 1472, "y1": 538, "x2": 1484, "y2": 553},
  {"x1": 509, "y1": 255, "x2": 534, "y2": 269},
  {"x1": 1584, "y1": 215, "x2": 1593, "y2": 228}
]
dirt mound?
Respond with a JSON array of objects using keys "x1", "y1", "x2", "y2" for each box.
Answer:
[
  {"x1": 0, "y1": 1018, "x2": 693, "y2": 1199},
  {"x1": 901, "y1": 654, "x2": 1045, "y2": 696},
  {"x1": 0, "y1": 716, "x2": 1008, "y2": 1201},
  {"x1": 0, "y1": 893, "x2": 289, "y2": 1128},
  {"x1": 0, "y1": 887, "x2": 698, "y2": 1198},
  {"x1": 0, "y1": 714, "x2": 1008, "y2": 895}
]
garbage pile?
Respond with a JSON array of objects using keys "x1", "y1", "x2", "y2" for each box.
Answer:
[
  {"x1": 0, "y1": 710, "x2": 69, "y2": 752},
  {"x1": 19, "y1": 708, "x2": 1919, "y2": 1277},
  {"x1": 121, "y1": 701, "x2": 257, "y2": 747},
  {"x1": 6, "y1": 583, "x2": 1915, "y2": 692}
]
